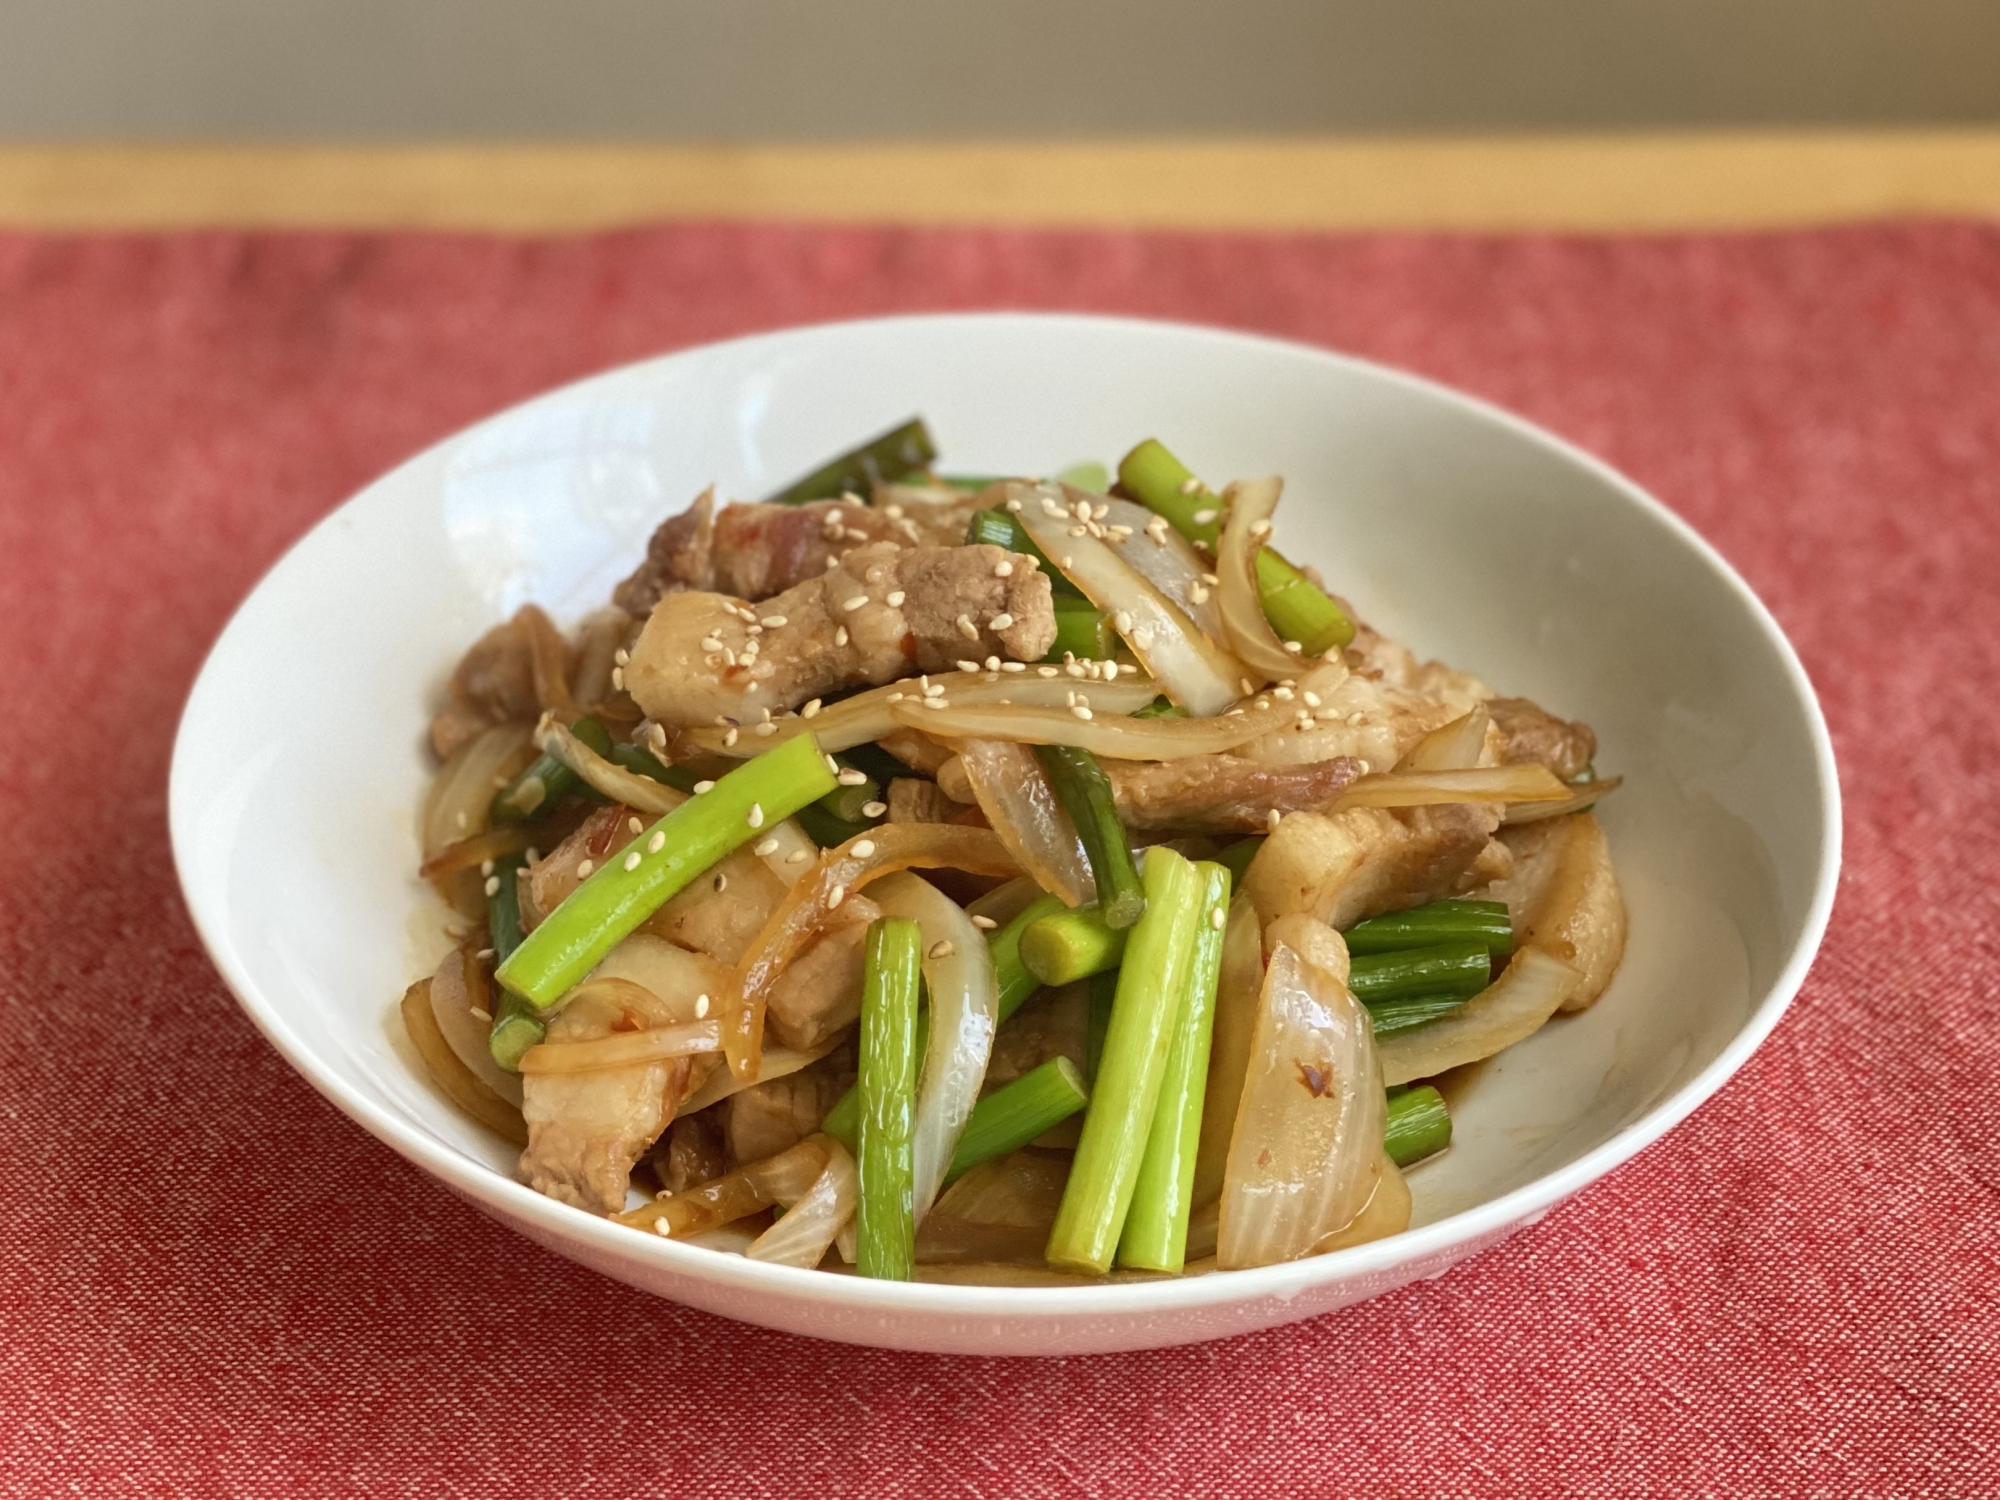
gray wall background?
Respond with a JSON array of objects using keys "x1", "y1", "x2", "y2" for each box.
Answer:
[{"x1": 4, "y1": 0, "x2": 1997, "y2": 140}]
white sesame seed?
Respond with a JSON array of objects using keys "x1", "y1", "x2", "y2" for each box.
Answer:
[
  {"x1": 754, "y1": 722, "x2": 776, "y2": 737},
  {"x1": 1273, "y1": 686, "x2": 1295, "y2": 701},
  {"x1": 648, "y1": 831, "x2": 666, "y2": 853},
  {"x1": 753, "y1": 836, "x2": 781, "y2": 857},
  {"x1": 694, "y1": 994, "x2": 710, "y2": 1019},
  {"x1": 700, "y1": 636, "x2": 724, "y2": 653},
  {"x1": 788, "y1": 849, "x2": 811, "y2": 864},
  {"x1": 957, "y1": 660, "x2": 980, "y2": 673},
  {"x1": 1130, "y1": 626, "x2": 1154, "y2": 649},
  {"x1": 883, "y1": 503, "x2": 905, "y2": 519},
  {"x1": 475, "y1": 948, "x2": 495, "y2": 961},
  {"x1": 982, "y1": 655, "x2": 1000, "y2": 671},
  {"x1": 480, "y1": 858, "x2": 495, "y2": 876},
  {"x1": 625, "y1": 816, "x2": 643, "y2": 835},
  {"x1": 1266, "y1": 809, "x2": 1282, "y2": 834},
  {"x1": 693, "y1": 780, "x2": 715, "y2": 794},
  {"x1": 852, "y1": 839, "x2": 877, "y2": 858},
  {"x1": 1210, "y1": 906, "x2": 1227, "y2": 931},
  {"x1": 885, "y1": 590, "x2": 907, "y2": 608},
  {"x1": 826, "y1": 884, "x2": 847, "y2": 910},
  {"x1": 1178, "y1": 477, "x2": 1203, "y2": 495},
  {"x1": 844, "y1": 595, "x2": 869, "y2": 613},
  {"x1": 1284, "y1": 640, "x2": 1304, "y2": 654},
  {"x1": 483, "y1": 875, "x2": 501, "y2": 896},
  {"x1": 838, "y1": 767, "x2": 869, "y2": 785},
  {"x1": 1240, "y1": 678, "x2": 1255, "y2": 696},
  {"x1": 455, "y1": 810, "x2": 469, "y2": 830},
  {"x1": 611, "y1": 666, "x2": 625, "y2": 690},
  {"x1": 1189, "y1": 583, "x2": 1210, "y2": 604},
  {"x1": 1000, "y1": 660, "x2": 1026, "y2": 673},
  {"x1": 994, "y1": 560, "x2": 1014, "y2": 577},
  {"x1": 1202, "y1": 572, "x2": 1219, "y2": 585},
  {"x1": 989, "y1": 612, "x2": 1014, "y2": 630},
  {"x1": 1068, "y1": 524, "x2": 1088, "y2": 538},
  {"x1": 862, "y1": 800, "x2": 887, "y2": 818},
  {"x1": 970, "y1": 914, "x2": 999, "y2": 930},
  {"x1": 1146, "y1": 516, "x2": 1170, "y2": 542},
  {"x1": 623, "y1": 851, "x2": 642, "y2": 872},
  {"x1": 928, "y1": 939, "x2": 957, "y2": 960},
  {"x1": 1061, "y1": 555, "x2": 1075, "y2": 570},
  {"x1": 614, "y1": 647, "x2": 630, "y2": 666},
  {"x1": 1037, "y1": 665, "x2": 1060, "y2": 677},
  {"x1": 1109, "y1": 524, "x2": 1133, "y2": 538},
  {"x1": 1192, "y1": 508, "x2": 1218, "y2": 525},
  {"x1": 747, "y1": 804, "x2": 765, "y2": 829},
  {"x1": 1005, "y1": 497, "x2": 1024, "y2": 512},
  {"x1": 576, "y1": 859, "x2": 595, "y2": 879},
  {"x1": 525, "y1": 847, "x2": 540, "y2": 863},
  {"x1": 713, "y1": 872, "x2": 728, "y2": 892},
  {"x1": 723, "y1": 727, "x2": 739, "y2": 747},
  {"x1": 469, "y1": 1007, "x2": 492, "y2": 1022},
  {"x1": 1249, "y1": 519, "x2": 1272, "y2": 539},
  {"x1": 1113, "y1": 610, "x2": 1133, "y2": 633},
  {"x1": 824, "y1": 555, "x2": 840, "y2": 569},
  {"x1": 760, "y1": 614, "x2": 788, "y2": 628},
  {"x1": 923, "y1": 696, "x2": 949, "y2": 710},
  {"x1": 1072, "y1": 704, "x2": 1094, "y2": 721},
  {"x1": 956, "y1": 614, "x2": 979, "y2": 640},
  {"x1": 834, "y1": 625, "x2": 849, "y2": 647},
  {"x1": 887, "y1": 692, "x2": 905, "y2": 703},
  {"x1": 1357, "y1": 760, "x2": 1372, "y2": 775}
]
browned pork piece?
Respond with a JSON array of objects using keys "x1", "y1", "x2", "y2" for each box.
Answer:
[
  {"x1": 624, "y1": 542, "x2": 1057, "y2": 730},
  {"x1": 723, "y1": 1052, "x2": 852, "y2": 1165},
  {"x1": 1104, "y1": 754, "x2": 1366, "y2": 833},
  {"x1": 428, "y1": 611, "x2": 550, "y2": 758},
  {"x1": 613, "y1": 489, "x2": 979, "y2": 614},
  {"x1": 763, "y1": 895, "x2": 881, "y2": 1050},
  {"x1": 518, "y1": 981, "x2": 693, "y2": 1213},
  {"x1": 1243, "y1": 803, "x2": 1508, "y2": 930},
  {"x1": 1487, "y1": 698, "x2": 1597, "y2": 781}
]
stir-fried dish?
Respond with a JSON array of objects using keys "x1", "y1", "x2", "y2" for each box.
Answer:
[{"x1": 404, "y1": 421, "x2": 1627, "y2": 1284}]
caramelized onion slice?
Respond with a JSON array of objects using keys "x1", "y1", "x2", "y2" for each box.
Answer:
[
  {"x1": 1501, "y1": 774, "x2": 1623, "y2": 824},
  {"x1": 679, "y1": 670, "x2": 1161, "y2": 759},
  {"x1": 1334, "y1": 764, "x2": 1572, "y2": 809},
  {"x1": 1013, "y1": 481, "x2": 1246, "y2": 715},
  {"x1": 1214, "y1": 476, "x2": 1311, "y2": 680},
  {"x1": 1399, "y1": 704, "x2": 1491, "y2": 773},
  {"x1": 747, "y1": 1136, "x2": 860, "y2": 1268},
  {"x1": 954, "y1": 740, "x2": 1095, "y2": 907},
  {"x1": 720, "y1": 824, "x2": 1021, "y2": 1081},
  {"x1": 892, "y1": 686, "x2": 1299, "y2": 761},
  {"x1": 421, "y1": 722, "x2": 533, "y2": 857},
  {"x1": 1377, "y1": 944, "x2": 1581, "y2": 1086}
]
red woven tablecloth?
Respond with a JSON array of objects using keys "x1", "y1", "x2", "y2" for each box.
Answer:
[{"x1": 2, "y1": 224, "x2": 1995, "y2": 1497}]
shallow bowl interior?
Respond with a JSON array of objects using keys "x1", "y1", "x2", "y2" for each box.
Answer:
[{"x1": 170, "y1": 313, "x2": 1838, "y2": 1355}]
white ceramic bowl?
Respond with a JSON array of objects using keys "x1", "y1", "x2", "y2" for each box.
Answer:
[{"x1": 170, "y1": 313, "x2": 1839, "y2": 1355}]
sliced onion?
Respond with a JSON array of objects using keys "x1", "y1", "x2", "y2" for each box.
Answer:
[
  {"x1": 516, "y1": 603, "x2": 581, "y2": 722},
  {"x1": 1334, "y1": 764, "x2": 1572, "y2": 809},
  {"x1": 1215, "y1": 476, "x2": 1310, "y2": 680},
  {"x1": 1191, "y1": 892, "x2": 1263, "y2": 1209},
  {"x1": 1501, "y1": 774, "x2": 1623, "y2": 824},
  {"x1": 421, "y1": 722, "x2": 533, "y2": 857},
  {"x1": 537, "y1": 718, "x2": 817, "y2": 887},
  {"x1": 721, "y1": 824, "x2": 1020, "y2": 1080},
  {"x1": 954, "y1": 740, "x2": 1095, "y2": 907},
  {"x1": 428, "y1": 948, "x2": 524, "y2": 1107},
  {"x1": 1097, "y1": 496, "x2": 1223, "y2": 637},
  {"x1": 894, "y1": 684, "x2": 1301, "y2": 761},
  {"x1": 1012, "y1": 482, "x2": 1245, "y2": 715},
  {"x1": 571, "y1": 606, "x2": 635, "y2": 714},
  {"x1": 399, "y1": 978, "x2": 527, "y2": 1146},
  {"x1": 520, "y1": 1019, "x2": 722, "y2": 1076},
  {"x1": 1378, "y1": 944, "x2": 1581, "y2": 1085},
  {"x1": 679, "y1": 669, "x2": 1161, "y2": 759},
  {"x1": 678, "y1": 1038, "x2": 842, "y2": 1115},
  {"x1": 868, "y1": 872, "x2": 1002, "y2": 1222},
  {"x1": 747, "y1": 1135, "x2": 859, "y2": 1268},
  {"x1": 1399, "y1": 703, "x2": 1491, "y2": 772},
  {"x1": 1217, "y1": 943, "x2": 1387, "y2": 1270},
  {"x1": 1309, "y1": 1155, "x2": 1412, "y2": 1254},
  {"x1": 615, "y1": 1136, "x2": 829, "y2": 1237},
  {"x1": 417, "y1": 823, "x2": 533, "y2": 882}
]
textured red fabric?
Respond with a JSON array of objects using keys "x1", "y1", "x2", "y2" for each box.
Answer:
[{"x1": 1, "y1": 223, "x2": 1996, "y2": 1497}]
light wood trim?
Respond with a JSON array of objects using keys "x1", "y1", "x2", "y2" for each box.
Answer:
[{"x1": 3, "y1": 133, "x2": 1998, "y2": 232}]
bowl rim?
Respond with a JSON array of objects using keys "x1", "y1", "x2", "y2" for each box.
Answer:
[{"x1": 169, "y1": 309, "x2": 1843, "y2": 1326}]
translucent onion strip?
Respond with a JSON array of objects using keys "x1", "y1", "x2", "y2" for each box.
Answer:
[
  {"x1": 1399, "y1": 704, "x2": 1491, "y2": 773},
  {"x1": 954, "y1": 740, "x2": 1096, "y2": 907},
  {"x1": 892, "y1": 686, "x2": 1299, "y2": 761},
  {"x1": 1097, "y1": 496, "x2": 1223, "y2": 638},
  {"x1": 1217, "y1": 943, "x2": 1386, "y2": 1270},
  {"x1": 1501, "y1": 775, "x2": 1624, "y2": 825},
  {"x1": 1214, "y1": 476, "x2": 1311, "y2": 680},
  {"x1": 678, "y1": 1038, "x2": 843, "y2": 1115},
  {"x1": 421, "y1": 722, "x2": 532, "y2": 857},
  {"x1": 721, "y1": 824, "x2": 1021, "y2": 1081},
  {"x1": 615, "y1": 1137, "x2": 830, "y2": 1238},
  {"x1": 747, "y1": 1136, "x2": 860, "y2": 1268},
  {"x1": 517, "y1": 602, "x2": 583, "y2": 722},
  {"x1": 679, "y1": 670, "x2": 1160, "y2": 759},
  {"x1": 1333, "y1": 764, "x2": 1573, "y2": 809},
  {"x1": 868, "y1": 872, "x2": 1003, "y2": 1223},
  {"x1": 1013, "y1": 482, "x2": 1245, "y2": 715},
  {"x1": 428, "y1": 948, "x2": 524, "y2": 1107},
  {"x1": 1377, "y1": 944, "x2": 1581, "y2": 1085}
]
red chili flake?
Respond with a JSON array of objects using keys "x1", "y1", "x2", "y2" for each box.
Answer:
[{"x1": 1296, "y1": 1060, "x2": 1333, "y2": 1097}]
